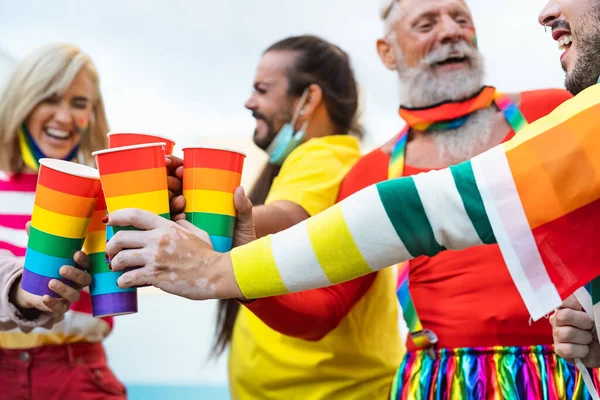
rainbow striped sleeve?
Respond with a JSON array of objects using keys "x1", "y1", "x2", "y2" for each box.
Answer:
[{"x1": 232, "y1": 83, "x2": 600, "y2": 322}]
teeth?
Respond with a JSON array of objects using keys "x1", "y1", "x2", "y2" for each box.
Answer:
[
  {"x1": 558, "y1": 35, "x2": 573, "y2": 50},
  {"x1": 45, "y1": 128, "x2": 70, "y2": 139}
]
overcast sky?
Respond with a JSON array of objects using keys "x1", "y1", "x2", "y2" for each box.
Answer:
[{"x1": 0, "y1": 0, "x2": 566, "y2": 149}]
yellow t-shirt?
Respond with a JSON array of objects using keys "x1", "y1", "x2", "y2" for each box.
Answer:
[
  {"x1": 228, "y1": 135, "x2": 404, "y2": 400},
  {"x1": 264, "y1": 135, "x2": 360, "y2": 216}
]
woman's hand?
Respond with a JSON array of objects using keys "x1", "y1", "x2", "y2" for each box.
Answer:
[
  {"x1": 105, "y1": 188, "x2": 253, "y2": 300},
  {"x1": 10, "y1": 250, "x2": 92, "y2": 319}
]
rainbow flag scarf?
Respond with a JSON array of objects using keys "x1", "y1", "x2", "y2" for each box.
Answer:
[
  {"x1": 390, "y1": 88, "x2": 528, "y2": 179},
  {"x1": 231, "y1": 83, "x2": 600, "y2": 325},
  {"x1": 18, "y1": 125, "x2": 80, "y2": 172},
  {"x1": 392, "y1": 89, "x2": 528, "y2": 349}
]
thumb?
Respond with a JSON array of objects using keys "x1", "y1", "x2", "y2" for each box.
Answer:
[
  {"x1": 25, "y1": 221, "x2": 31, "y2": 236},
  {"x1": 234, "y1": 186, "x2": 253, "y2": 220},
  {"x1": 561, "y1": 294, "x2": 584, "y2": 312},
  {"x1": 232, "y1": 186, "x2": 256, "y2": 247}
]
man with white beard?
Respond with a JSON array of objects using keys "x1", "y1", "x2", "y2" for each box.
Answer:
[{"x1": 334, "y1": 0, "x2": 588, "y2": 398}]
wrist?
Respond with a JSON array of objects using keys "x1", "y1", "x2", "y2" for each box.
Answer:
[
  {"x1": 9, "y1": 279, "x2": 40, "y2": 319},
  {"x1": 213, "y1": 251, "x2": 244, "y2": 299}
]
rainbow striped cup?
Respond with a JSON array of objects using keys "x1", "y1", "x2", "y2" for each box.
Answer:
[
  {"x1": 92, "y1": 142, "x2": 170, "y2": 232},
  {"x1": 104, "y1": 131, "x2": 177, "y2": 278},
  {"x1": 21, "y1": 159, "x2": 101, "y2": 297},
  {"x1": 107, "y1": 132, "x2": 176, "y2": 156},
  {"x1": 84, "y1": 189, "x2": 137, "y2": 317},
  {"x1": 93, "y1": 142, "x2": 170, "y2": 287},
  {"x1": 182, "y1": 147, "x2": 246, "y2": 252}
]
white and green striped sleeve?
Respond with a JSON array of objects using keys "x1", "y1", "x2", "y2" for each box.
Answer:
[{"x1": 231, "y1": 160, "x2": 496, "y2": 299}]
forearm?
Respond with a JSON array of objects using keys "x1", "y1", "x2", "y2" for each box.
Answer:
[
  {"x1": 231, "y1": 161, "x2": 494, "y2": 299},
  {"x1": 252, "y1": 203, "x2": 309, "y2": 239},
  {"x1": 242, "y1": 274, "x2": 377, "y2": 340}
]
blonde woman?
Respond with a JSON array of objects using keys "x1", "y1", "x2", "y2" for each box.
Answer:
[{"x1": 0, "y1": 44, "x2": 126, "y2": 400}]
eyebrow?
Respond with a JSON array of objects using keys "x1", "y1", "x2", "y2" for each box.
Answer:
[
  {"x1": 410, "y1": 10, "x2": 439, "y2": 25},
  {"x1": 71, "y1": 96, "x2": 90, "y2": 102},
  {"x1": 253, "y1": 80, "x2": 275, "y2": 90}
]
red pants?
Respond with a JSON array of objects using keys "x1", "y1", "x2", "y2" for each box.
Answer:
[{"x1": 0, "y1": 342, "x2": 126, "y2": 400}]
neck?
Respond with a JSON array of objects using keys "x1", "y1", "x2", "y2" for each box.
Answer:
[
  {"x1": 406, "y1": 106, "x2": 508, "y2": 168},
  {"x1": 303, "y1": 117, "x2": 337, "y2": 142}
]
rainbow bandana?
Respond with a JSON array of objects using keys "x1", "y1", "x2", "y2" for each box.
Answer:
[
  {"x1": 390, "y1": 88, "x2": 528, "y2": 179},
  {"x1": 18, "y1": 125, "x2": 81, "y2": 173},
  {"x1": 391, "y1": 88, "x2": 529, "y2": 351}
]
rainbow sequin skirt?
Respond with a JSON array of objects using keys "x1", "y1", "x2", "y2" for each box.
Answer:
[{"x1": 391, "y1": 345, "x2": 600, "y2": 400}]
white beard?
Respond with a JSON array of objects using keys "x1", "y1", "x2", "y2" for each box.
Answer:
[
  {"x1": 392, "y1": 39, "x2": 494, "y2": 164},
  {"x1": 395, "y1": 41, "x2": 486, "y2": 108},
  {"x1": 428, "y1": 107, "x2": 496, "y2": 165}
]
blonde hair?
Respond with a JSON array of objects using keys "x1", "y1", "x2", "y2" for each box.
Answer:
[{"x1": 0, "y1": 43, "x2": 109, "y2": 174}]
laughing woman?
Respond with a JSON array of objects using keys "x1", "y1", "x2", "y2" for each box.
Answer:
[{"x1": 0, "y1": 44, "x2": 126, "y2": 400}]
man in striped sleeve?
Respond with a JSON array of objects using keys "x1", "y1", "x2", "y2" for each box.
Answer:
[{"x1": 542, "y1": 0, "x2": 600, "y2": 371}]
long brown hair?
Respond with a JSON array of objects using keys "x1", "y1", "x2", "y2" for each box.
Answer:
[{"x1": 212, "y1": 35, "x2": 362, "y2": 357}]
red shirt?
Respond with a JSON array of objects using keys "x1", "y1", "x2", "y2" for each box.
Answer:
[{"x1": 244, "y1": 89, "x2": 573, "y2": 346}]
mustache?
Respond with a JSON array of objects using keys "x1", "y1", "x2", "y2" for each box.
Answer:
[
  {"x1": 423, "y1": 41, "x2": 477, "y2": 65},
  {"x1": 551, "y1": 19, "x2": 571, "y2": 33},
  {"x1": 252, "y1": 111, "x2": 267, "y2": 121}
]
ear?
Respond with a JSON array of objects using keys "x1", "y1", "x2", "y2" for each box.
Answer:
[
  {"x1": 377, "y1": 38, "x2": 399, "y2": 71},
  {"x1": 299, "y1": 84, "x2": 323, "y2": 120}
]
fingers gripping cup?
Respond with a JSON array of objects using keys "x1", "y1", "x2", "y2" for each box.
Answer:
[
  {"x1": 107, "y1": 132, "x2": 176, "y2": 155},
  {"x1": 22, "y1": 159, "x2": 101, "y2": 297},
  {"x1": 84, "y1": 189, "x2": 137, "y2": 317},
  {"x1": 92, "y1": 143, "x2": 170, "y2": 284},
  {"x1": 183, "y1": 147, "x2": 246, "y2": 252}
]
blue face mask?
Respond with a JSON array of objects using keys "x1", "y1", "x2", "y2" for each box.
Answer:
[{"x1": 266, "y1": 89, "x2": 310, "y2": 166}]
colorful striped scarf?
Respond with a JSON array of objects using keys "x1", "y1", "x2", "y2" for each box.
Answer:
[
  {"x1": 390, "y1": 89, "x2": 528, "y2": 179},
  {"x1": 17, "y1": 125, "x2": 80, "y2": 173},
  {"x1": 230, "y1": 83, "x2": 600, "y2": 324}
]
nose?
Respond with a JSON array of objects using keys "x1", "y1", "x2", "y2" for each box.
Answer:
[
  {"x1": 245, "y1": 94, "x2": 258, "y2": 111},
  {"x1": 438, "y1": 15, "x2": 464, "y2": 45},
  {"x1": 53, "y1": 102, "x2": 72, "y2": 125},
  {"x1": 538, "y1": 0, "x2": 561, "y2": 27}
]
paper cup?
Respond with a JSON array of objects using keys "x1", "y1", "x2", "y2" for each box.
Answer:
[
  {"x1": 182, "y1": 147, "x2": 246, "y2": 253},
  {"x1": 84, "y1": 189, "x2": 137, "y2": 317},
  {"x1": 107, "y1": 132, "x2": 176, "y2": 155},
  {"x1": 93, "y1": 142, "x2": 170, "y2": 287},
  {"x1": 92, "y1": 142, "x2": 170, "y2": 233},
  {"x1": 22, "y1": 159, "x2": 101, "y2": 297}
]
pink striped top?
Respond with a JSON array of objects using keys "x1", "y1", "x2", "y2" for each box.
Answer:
[{"x1": 0, "y1": 172, "x2": 113, "y2": 349}]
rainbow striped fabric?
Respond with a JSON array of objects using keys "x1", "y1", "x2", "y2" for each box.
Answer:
[
  {"x1": 392, "y1": 345, "x2": 600, "y2": 400},
  {"x1": 183, "y1": 149, "x2": 245, "y2": 252},
  {"x1": 17, "y1": 126, "x2": 79, "y2": 173},
  {"x1": 231, "y1": 83, "x2": 600, "y2": 321},
  {"x1": 398, "y1": 86, "x2": 496, "y2": 132},
  {"x1": 22, "y1": 163, "x2": 101, "y2": 297},
  {"x1": 390, "y1": 89, "x2": 528, "y2": 179}
]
